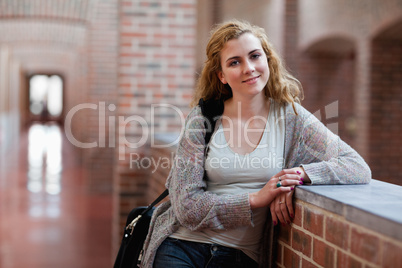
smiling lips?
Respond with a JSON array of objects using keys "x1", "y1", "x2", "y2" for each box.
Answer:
[{"x1": 242, "y1": 75, "x2": 260, "y2": 83}]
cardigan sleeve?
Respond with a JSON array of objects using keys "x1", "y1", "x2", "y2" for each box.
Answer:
[
  {"x1": 288, "y1": 103, "x2": 371, "y2": 185},
  {"x1": 165, "y1": 106, "x2": 253, "y2": 231}
]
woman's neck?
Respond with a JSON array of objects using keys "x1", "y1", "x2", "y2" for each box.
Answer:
[{"x1": 224, "y1": 95, "x2": 269, "y2": 120}]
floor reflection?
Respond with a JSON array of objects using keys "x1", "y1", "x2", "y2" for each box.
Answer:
[
  {"x1": 27, "y1": 123, "x2": 62, "y2": 195},
  {"x1": 0, "y1": 122, "x2": 112, "y2": 268},
  {"x1": 27, "y1": 124, "x2": 62, "y2": 220}
]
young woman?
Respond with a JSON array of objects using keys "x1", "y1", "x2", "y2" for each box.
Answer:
[{"x1": 141, "y1": 20, "x2": 371, "y2": 268}]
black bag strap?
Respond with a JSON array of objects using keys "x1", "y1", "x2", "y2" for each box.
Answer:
[
  {"x1": 140, "y1": 98, "x2": 224, "y2": 213},
  {"x1": 140, "y1": 189, "x2": 169, "y2": 216},
  {"x1": 198, "y1": 98, "x2": 224, "y2": 144},
  {"x1": 126, "y1": 189, "x2": 169, "y2": 233}
]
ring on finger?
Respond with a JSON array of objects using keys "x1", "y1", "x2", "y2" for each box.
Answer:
[
  {"x1": 276, "y1": 182, "x2": 282, "y2": 187},
  {"x1": 279, "y1": 176, "x2": 282, "y2": 181}
]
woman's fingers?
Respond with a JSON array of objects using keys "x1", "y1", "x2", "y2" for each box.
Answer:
[
  {"x1": 270, "y1": 196, "x2": 286, "y2": 226},
  {"x1": 250, "y1": 169, "x2": 303, "y2": 209},
  {"x1": 286, "y1": 191, "x2": 295, "y2": 219},
  {"x1": 275, "y1": 168, "x2": 302, "y2": 178},
  {"x1": 271, "y1": 196, "x2": 286, "y2": 225},
  {"x1": 278, "y1": 178, "x2": 302, "y2": 187},
  {"x1": 276, "y1": 198, "x2": 287, "y2": 224},
  {"x1": 272, "y1": 189, "x2": 295, "y2": 226},
  {"x1": 275, "y1": 169, "x2": 304, "y2": 189},
  {"x1": 280, "y1": 191, "x2": 295, "y2": 225},
  {"x1": 276, "y1": 174, "x2": 304, "y2": 186},
  {"x1": 269, "y1": 169, "x2": 301, "y2": 226},
  {"x1": 270, "y1": 203, "x2": 278, "y2": 226}
]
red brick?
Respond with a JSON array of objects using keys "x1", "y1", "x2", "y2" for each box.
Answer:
[
  {"x1": 313, "y1": 238, "x2": 335, "y2": 268},
  {"x1": 121, "y1": 32, "x2": 147, "y2": 38},
  {"x1": 154, "y1": 33, "x2": 176, "y2": 39},
  {"x1": 350, "y1": 228, "x2": 380, "y2": 265},
  {"x1": 292, "y1": 228, "x2": 312, "y2": 257},
  {"x1": 382, "y1": 240, "x2": 402, "y2": 268},
  {"x1": 325, "y1": 217, "x2": 349, "y2": 248},
  {"x1": 337, "y1": 250, "x2": 362, "y2": 268},
  {"x1": 293, "y1": 202, "x2": 303, "y2": 227},
  {"x1": 304, "y1": 206, "x2": 324, "y2": 237},
  {"x1": 369, "y1": 40, "x2": 402, "y2": 185},
  {"x1": 276, "y1": 242, "x2": 283, "y2": 265},
  {"x1": 302, "y1": 258, "x2": 320, "y2": 268},
  {"x1": 120, "y1": 53, "x2": 146, "y2": 58},
  {"x1": 279, "y1": 224, "x2": 292, "y2": 244},
  {"x1": 284, "y1": 247, "x2": 301, "y2": 268}
]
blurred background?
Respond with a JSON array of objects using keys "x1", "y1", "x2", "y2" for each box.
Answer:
[{"x1": 0, "y1": 0, "x2": 401, "y2": 267}]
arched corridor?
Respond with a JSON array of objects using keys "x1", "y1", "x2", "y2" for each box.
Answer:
[{"x1": 0, "y1": 123, "x2": 112, "y2": 268}]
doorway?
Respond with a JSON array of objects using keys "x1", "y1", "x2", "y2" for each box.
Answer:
[{"x1": 28, "y1": 74, "x2": 63, "y2": 123}]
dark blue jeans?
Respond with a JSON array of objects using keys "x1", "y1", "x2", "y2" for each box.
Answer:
[{"x1": 153, "y1": 237, "x2": 259, "y2": 268}]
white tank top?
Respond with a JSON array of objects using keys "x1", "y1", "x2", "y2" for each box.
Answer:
[{"x1": 170, "y1": 99, "x2": 285, "y2": 262}]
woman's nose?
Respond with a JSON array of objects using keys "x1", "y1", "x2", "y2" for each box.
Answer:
[{"x1": 243, "y1": 60, "x2": 255, "y2": 74}]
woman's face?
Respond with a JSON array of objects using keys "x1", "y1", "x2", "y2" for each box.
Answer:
[{"x1": 218, "y1": 33, "x2": 269, "y2": 99}]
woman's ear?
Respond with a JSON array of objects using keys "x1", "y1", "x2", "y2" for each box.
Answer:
[{"x1": 217, "y1": 71, "x2": 227, "y2": 84}]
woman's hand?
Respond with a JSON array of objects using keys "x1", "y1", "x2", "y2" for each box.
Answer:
[
  {"x1": 249, "y1": 169, "x2": 303, "y2": 209},
  {"x1": 270, "y1": 167, "x2": 310, "y2": 225},
  {"x1": 270, "y1": 191, "x2": 294, "y2": 226}
]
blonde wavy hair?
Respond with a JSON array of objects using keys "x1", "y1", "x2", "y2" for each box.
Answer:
[{"x1": 191, "y1": 19, "x2": 303, "y2": 112}]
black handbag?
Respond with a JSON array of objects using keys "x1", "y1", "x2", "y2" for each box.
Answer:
[
  {"x1": 113, "y1": 98, "x2": 224, "y2": 268},
  {"x1": 114, "y1": 189, "x2": 169, "y2": 268}
]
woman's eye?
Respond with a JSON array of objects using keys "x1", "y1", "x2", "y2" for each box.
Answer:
[
  {"x1": 229, "y1": 60, "x2": 239, "y2": 66},
  {"x1": 251, "y1": 54, "x2": 261, "y2": 59}
]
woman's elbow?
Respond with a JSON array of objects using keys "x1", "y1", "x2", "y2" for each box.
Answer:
[
  {"x1": 356, "y1": 162, "x2": 372, "y2": 184},
  {"x1": 363, "y1": 168, "x2": 372, "y2": 184}
]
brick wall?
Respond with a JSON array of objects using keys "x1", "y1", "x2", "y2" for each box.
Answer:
[
  {"x1": 277, "y1": 200, "x2": 402, "y2": 268},
  {"x1": 114, "y1": 0, "x2": 197, "y2": 253},
  {"x1": 84, "y1": 0, "x2": 119, "y2": 192},
  {"x1": 284, "y1": 0, "x2": 299, "y2": 76},
  {"x1": 299, "y1": 49, "x2": 356, "y2": 147},
  {"x1": 369, "y1": 33, "x2": 402, "y2": 186}
]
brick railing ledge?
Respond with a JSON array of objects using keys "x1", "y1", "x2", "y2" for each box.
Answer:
[{"x1": 296, "y1": 179, "x2": 402, "y2": 241}]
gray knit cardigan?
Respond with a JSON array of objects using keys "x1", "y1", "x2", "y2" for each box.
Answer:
[{"x1": 141, "y1": 101, "x2": 371, "y2": 268}]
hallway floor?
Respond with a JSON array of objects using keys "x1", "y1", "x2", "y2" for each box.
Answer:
[{"x1": 0, "y1": 123, "x2": 113, "y2": 268}]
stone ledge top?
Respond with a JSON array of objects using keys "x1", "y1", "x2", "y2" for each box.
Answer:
[{"x1": 295, "y1": 179, "x2": 402, "y2": 241}]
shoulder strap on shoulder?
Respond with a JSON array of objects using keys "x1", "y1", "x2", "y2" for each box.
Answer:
[
  {"x1": 198, "y1": 98, "x2": 224, "y2": 144},
  {"x1": 146, "y1": 99, "x2": 223, "y2": 202}
]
